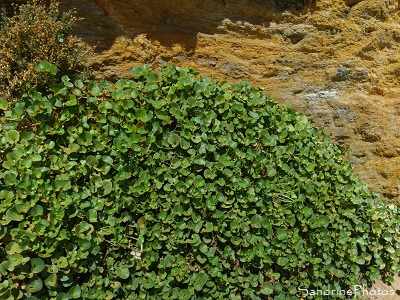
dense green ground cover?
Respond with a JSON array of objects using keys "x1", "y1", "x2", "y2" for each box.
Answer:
[{"x1": 0, "y1": 62, "x2": 399, "y2": 299}]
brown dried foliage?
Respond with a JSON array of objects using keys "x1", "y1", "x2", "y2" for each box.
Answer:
[{"x1": 0, "y1": 0, "x2": 91, "y2": 100}]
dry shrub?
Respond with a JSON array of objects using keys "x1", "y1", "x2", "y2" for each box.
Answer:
[{"x1": 0, "y1": 0, "x2": 91, "y2": 100}]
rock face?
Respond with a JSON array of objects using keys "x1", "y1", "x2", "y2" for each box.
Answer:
[
  {"x1": 94, "y1": 0, "x2": 281, "y2": 33},
  {"x1": 58, "y1": 0, "x2": 400, "y2": 203}
]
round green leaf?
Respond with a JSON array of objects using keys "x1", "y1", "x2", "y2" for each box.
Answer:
[
  {"x1": 193, "y1": 273, "x2": 208, "y2": 291},
  {"x1": 6, "y1": 207, "x2": 23, "y2": 221},
  {"x1": 54, "y1": 257, "x2": 68, "y2": 269},
  {"x1": 116, "y1": 266, "x2": 130, "y2": 279},
  {"x1": 0, "y1": 99, "x2": 8, "y2": 110},
  {"x1": 35, "y1": 61, "x2": 57, "y2": 75},
  {"x1": 89, "y1": 84, "x2": 101, "y2": 96},
  {"x1": 27, "y1": 279, "x2": 43, "y2": 293},
  {"x1": 0, "y1": 261, "x2": 14, "y2": 274},
  {"x1": 68, "y1": 285, "x2": 82, "y2": 298},
  {"x1": 136, "y1": 108, "x2": 147, "y2": 120},
  {"x1": 143, "y1": 277, "x2": 155, "y2": 289},
  {"x1": 267, "y1": 166, "x2": 276, "y2": 177},
  {"x1": 261, "y1": 282, "x2": 274, "y2": 295},
  {"x1": 250, "y1": 215, "x2": 262, "y2": 229},
  {"x1": 5, "y1": 241, "x2": 22, "y2": 254},
  {"x1": 277, "y1": 257, "x2": 289, "y2": 267},
  {"x1": 31, "y1": 205, "x2": 44, "y2": 216},
  {"x1": 4, "y1": 172, "x2": 17, "y2": 186},
  {"x1": 179, "y1": 289, "x2": 193, "y2": 300},
  {"x1": 45, "y1": 274, "x2": 57, "y2": 288},
  {"x1": 170, "y1": 158, "x2": 181, "y2": 169},
  {"x1": 86, "y1": 155, "x2": 99, "y2": 167},
  {"x1": 31, "y1": 258, "x2": 45, "y2": 274},
  {"x1": 6, "y1": 130, "x2": 20, "y2": 143},
  {"x1": 163, "y1": 255, "x2": 175, "y2": 268},
  {"x1": 168, "y1": 133, "x2": 181, "y2": 148},
  {"x1": 77, "y1": 132, "x2": 93, "y2": 146}
]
